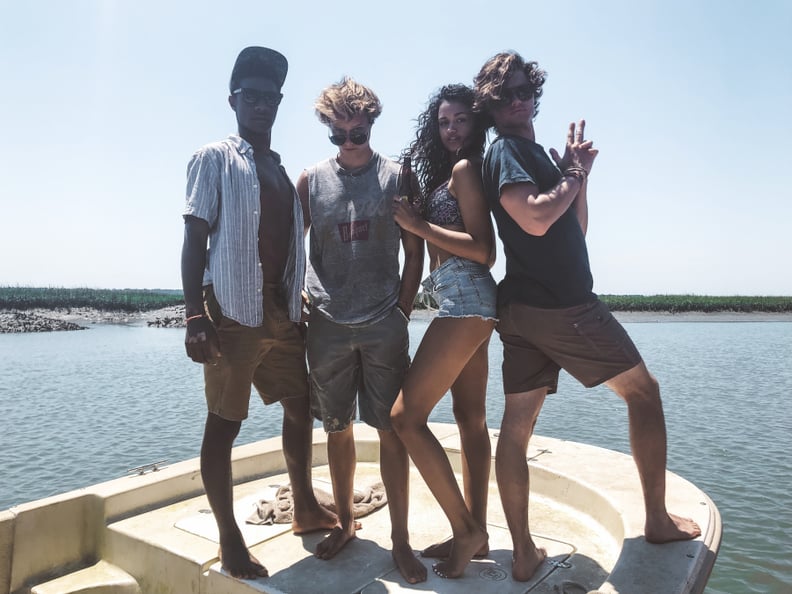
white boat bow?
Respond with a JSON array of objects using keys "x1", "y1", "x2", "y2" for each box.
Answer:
[{"x1": 1, "y1": 422, "x2": 721, "y2": 594}]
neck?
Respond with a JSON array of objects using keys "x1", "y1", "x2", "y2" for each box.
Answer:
[
  {"x1": 336, "y1": 147, "x2": 373, "y2": 170},
  {"x1": 498, "y1": 119, "x2": 535, "y2": 141},
  {"x1": 238, "y1": 127, "x2": 272, "y2": 152}
]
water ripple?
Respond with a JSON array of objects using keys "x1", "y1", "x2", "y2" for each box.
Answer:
[{"x1": 1, "y1": 319, "x2": 790, "y2": 593}]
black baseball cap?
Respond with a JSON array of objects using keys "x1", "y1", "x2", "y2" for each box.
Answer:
[{"x1": 229, "y1": 46, "x2": 288, "y2": 91}]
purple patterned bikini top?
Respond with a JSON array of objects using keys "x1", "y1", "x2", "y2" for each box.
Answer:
[{"x1": 420, "y1": 181, "x2": 463, "y2": 227}]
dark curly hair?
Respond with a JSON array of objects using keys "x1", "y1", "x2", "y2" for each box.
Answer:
[
  {"x1": 473, "y1": 51, "x2": 546, "y2": 128},
  {"x1": 408, "y1": 84, "x2": 488, "y2": 200}
]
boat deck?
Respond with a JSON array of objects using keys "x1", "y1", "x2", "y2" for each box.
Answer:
[{"x1": 2, "y1": 423, "x2": 721, "y2": 594}]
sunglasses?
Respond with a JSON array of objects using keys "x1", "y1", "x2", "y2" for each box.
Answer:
[
  {"x1": 232, "y1": 88, "x2": 283, "y2": 107},
  {"x1": 495, "y1": 84, "x2": 534, "y2": 106},
  {"x1": 328, "y1": 128, "x2": 368, "y2": 146}
]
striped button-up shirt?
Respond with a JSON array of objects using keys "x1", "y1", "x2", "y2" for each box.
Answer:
[{"x1": 184, "y1": 135, "x2": 306, "y2": 326}]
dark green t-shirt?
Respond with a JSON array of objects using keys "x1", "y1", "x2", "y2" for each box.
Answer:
[{"x1": 482, "y1": 135, "x2": 595, "y2": 308}]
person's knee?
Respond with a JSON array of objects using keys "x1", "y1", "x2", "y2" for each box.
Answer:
[
  {"x1": 203, "y1": 413, "x2": 242, "y2": 448},
  {"x1": 376, "y1": 426, "x2": 401, "y2": 452},
  {"x1": 452, "y1": 400, "x2": 486, "y2": 432},
  {"x1": 624, "y1": 372, "x2": 661, "y2": 406},
  {"x1": 646, "y1": 373, "x2": 660, "y2": 396},
  {"x1": 390, "y1": 400, "x2": 412, "y2": 435}
]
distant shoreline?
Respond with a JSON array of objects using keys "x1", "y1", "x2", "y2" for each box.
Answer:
[
  {"x1": 1, "y1": 305, "x2": 790, "y2": 334},
  {"x1": 2, "y1": 288, "x2": 791, "y2": 333},
  {"x1": 0, "y1": 306, "x2": 185, "y2": 333},
  {"x1": 611, "y1": 310, "x2": 792, "y2": 323}
]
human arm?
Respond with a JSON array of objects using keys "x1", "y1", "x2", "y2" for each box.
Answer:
[
  {"x1": 502, "y1": 120, "x2": 597, "y2": 236},
  {"x1": 181, "y1": 215, "x2": 220, "y2": 363},
  {"x1": 392, "y1": 159, "x2": 494, "y2": 266},
  {"x1": 570, "y1": 178, "x2": 588, "y2": 236},
  {"x1": 295, "y1": 170, "x2": 312, "y2": 320},
  {"x1": 396, "y1": 228, "x2": 424, "y2": 319},
  {"x1": 295, "y1": 170, "x2": 311, "y2": 236}
]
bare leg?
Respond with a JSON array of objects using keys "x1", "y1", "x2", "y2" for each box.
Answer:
[
  {"x1": 421, "y1": 336, "x2": 492, "y2": 561},
  {"x1": 316, "y1": 424, "x2": 358, "y2": 559},
  {"x1": 279, "y1": 395, "x2": 337, "y2": 533},
  {"x1": 391, "y1": 318, "x2": 492, "y2": 578},
  {"x1": 606, "y1": 363, "x2": 701, "y2": 543},
  {"x1": 378, "y1": 428, "x2": 428, "y2": 584},
  {"x1": 201, "y1": 413, "x2": 268, "y2": 579},
  {"x1": 496, "y1": 389, "x2": 548, "y2": 582},
  {"x1": 453, "y1": 337, "x2": 492, "y2": 539}
]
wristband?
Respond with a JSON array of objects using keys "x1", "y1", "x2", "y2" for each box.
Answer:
[{"x1": 185, "y1": 314, "x2": 206, "y2": 323}]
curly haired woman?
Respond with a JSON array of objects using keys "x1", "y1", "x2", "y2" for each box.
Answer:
[{"x1": 390, "y1": 83, "x2": 497, "y2": 579}]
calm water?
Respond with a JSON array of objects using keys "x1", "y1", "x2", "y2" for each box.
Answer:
[{"x1": 1, "y1": 314, "x2": 790, "y2": 593}]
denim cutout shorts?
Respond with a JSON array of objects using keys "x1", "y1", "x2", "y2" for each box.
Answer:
[{"x1": 421, "y1": 256, "x2": 498, "y2": 321}]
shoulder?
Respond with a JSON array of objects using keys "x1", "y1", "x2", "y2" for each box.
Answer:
[
  {"x1": 451, "y1": 157, "x2": 482, "y2": 176},
  {"x1": 483, "y1": 136, "x2": 505, "y2": 163},
  {"x1": 486, "y1": 136, "x2": 538, "y2": 169},
  {"x1": 490, "y1": 135, "x2": 523, "y2": 154},
  {"x1": 375, "y1": 151, "x2": 400, "y2": 173},
  {"x1": 451, "y1": 157, "x2": 482, "y2": 184},
  {"x1": 190, "y1": 138, "x2": 236, "y2": 163},
  {"x1": 305, "y1": 158, "x2": 334, "y2": 178}
]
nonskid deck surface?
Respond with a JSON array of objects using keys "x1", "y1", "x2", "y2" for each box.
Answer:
[
  {"x1": 8, "y1": 425, "x2": 720, "y2": 594},
  {"x1": 116, "y1": 461, "x2": 599, "y2": 594}
]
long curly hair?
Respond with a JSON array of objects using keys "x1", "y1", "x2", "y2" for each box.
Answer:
[
  {"x1": 314, "y1": 76, "x2": 382, "y2": 124},
  {"x1": 408, "y1": 84, "x2": 488, "y2": 199},
  {"x1": 473, "y1": 51, "x2": 546, "y2": 128}
]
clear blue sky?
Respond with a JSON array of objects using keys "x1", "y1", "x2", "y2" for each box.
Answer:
[{"x1": 1, "y1": 1, "x2": 790, "y2": 295}]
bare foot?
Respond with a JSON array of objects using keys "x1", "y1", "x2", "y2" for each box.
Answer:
[
  {"x1": 315, "y1": 525, "x2": 356, "y2": 560},
  {"x1": 292, "y1": 504, "x2": 338, "y2": 535},
  {"x1": 421, "y1": 536, "x2": 488, "y2": 559},
  {"x1": 645, "y1": 513, "x2": 702, "y2": 543},
  {"x1": 512, "y1": 546, "x2": 547, "y2": 582},
  {"x1": 218, "y1": 541, "x2": 268, "y2": 580},
  {"x1": 392, "y1": 541, "x2": 427, "y2": 584},
  {"x1": 431, "y1": 527, "x2": 488, "y2": 579}
]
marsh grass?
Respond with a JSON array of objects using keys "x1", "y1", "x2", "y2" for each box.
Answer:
[
  {"x1": 416, "y1": 292, "x2": 791, "y2": 312},
  {"x1": 1, "y1": 287, "x2": 790, "y2": 313},
  {"x1": 0, "y1": 287, "x2": 183, "y2": 312},
  {"x1": 598, "y1": 294, "x2": 792, "y2": 313}
]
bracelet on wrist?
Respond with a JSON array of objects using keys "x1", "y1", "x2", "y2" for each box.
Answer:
[
  {"x1": 563, "y1": 165, "x2": 588, "y2": 182},
  {"x1": 185, "y1": 314, "x2": 206, "y2": 323}
]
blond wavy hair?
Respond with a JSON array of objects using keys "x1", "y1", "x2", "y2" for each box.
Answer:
[
  {"x1": 314, "y1": 76, "x2": 382, "y2": 124},
  {"x1": 473, "y1": 51, "x2": 546, "y2": 125}
]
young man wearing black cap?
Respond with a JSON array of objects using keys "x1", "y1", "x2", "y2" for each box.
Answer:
[{"x1": 181, "y1": 46, "x2": 336, "y2": 580}]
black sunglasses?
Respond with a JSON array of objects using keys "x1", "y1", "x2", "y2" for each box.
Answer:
[
  {"x1": 328, "y1": 128, "x2": 368, "y2": 146},
  {"x1": 495, "y1": 84, "x2": 534, "y2": 106},
  {"x1": 232, "y1": 88, "x2": 283, "y2": 107}
]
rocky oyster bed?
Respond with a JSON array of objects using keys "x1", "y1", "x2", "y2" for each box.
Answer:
[
  {"x1": 0, "y1": 311, "x2": 87, "y2": 333},
  {"x1": 0, "y1": 306, "x2": 186, "y2": 333}
]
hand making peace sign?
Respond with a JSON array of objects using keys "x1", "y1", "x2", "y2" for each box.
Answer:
[{"x1": 549, "y1": 119, "x2": 599, "y2": 175}]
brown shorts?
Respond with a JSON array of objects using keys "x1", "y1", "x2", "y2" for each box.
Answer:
[
  {"x1": 497, "y1": 299, "x2": 642, "y2": 395},
  {"x1": 203, "y1": 284, "x2": 308, "y2": 421}
]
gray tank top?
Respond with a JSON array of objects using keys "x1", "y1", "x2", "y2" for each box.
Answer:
[{"x1": 306, "y1": 152, "x2": 403, "y2": 325}]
